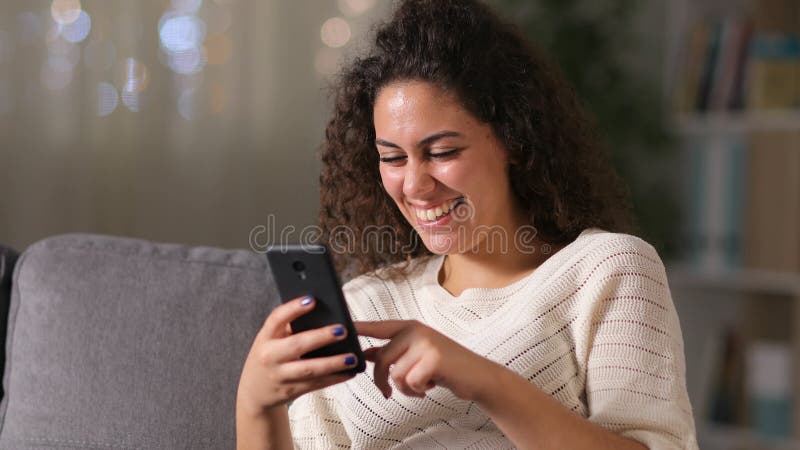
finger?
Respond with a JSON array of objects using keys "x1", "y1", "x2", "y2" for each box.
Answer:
[
  {"x1": 389, "y1": 353, "x2": 426, "y2": 398},
  {"x1": 363, "y1": 346, "x2": 392, "y2": 398},
  {"x1": 260, "y1": 296, "x2": 315, "y2": 339},
  {"x1": 273, "y1": 323, "x2": 350, "y2": 362},
  {"x1": 362, "y1": 346, "x2": 381, "y2": 362},
  {"x1": 354, "y1": 320, "x2": 413, "y2": 339},
  {"x1": 367, "y1": 339, "x2": 411, "y2": 399},
  {"x1": 279, "y1": 353, "x2": 360, "y2": 382},
  {"x1": 406, "y1": 355, "x2": 438, "y2": 394}
]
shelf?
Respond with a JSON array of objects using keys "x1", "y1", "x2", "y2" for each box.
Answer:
[
  {"x1": 673, "y1": 110, "x2": 800, "y2": 135},
  {"x1": 698, "y1": 423, "x2": 800, "y2": 450},
  {"x1": 667, "y1": 264, "x2": 800, "y2": 297}
]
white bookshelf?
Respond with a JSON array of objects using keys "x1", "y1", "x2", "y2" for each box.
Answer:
[
  {"x1": 674, "y1": 110, "x2": 800, "y2": 135},
  {"x1": 668, "y1": 265, "x2": 800, "y2": 297},
  {"x1": 698, "y1": 423, "x2": 800, "y2": 450},
  {"x1": 663, "y1": 0, "x2": 800, "y2": 447},
  {"x1": 668, "y1": 265, "x2": 800, "y2": 450}
]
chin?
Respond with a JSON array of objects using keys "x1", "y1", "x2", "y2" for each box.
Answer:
[{"x1": 420, "y1": 232, "x2": 460, "y2": 255}]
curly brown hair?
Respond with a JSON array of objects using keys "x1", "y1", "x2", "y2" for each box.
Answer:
[{"x1": 319, "y1": 0, "x2": 634, "y2": 277}]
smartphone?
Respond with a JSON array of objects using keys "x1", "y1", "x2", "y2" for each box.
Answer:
[{"x1": 266, "y1": 244, "x2": 366, "y2": 375}]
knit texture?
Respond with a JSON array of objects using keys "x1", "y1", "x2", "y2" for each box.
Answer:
[{"x1": 288, "y1": 228, "x2": 698, "y2": 449}]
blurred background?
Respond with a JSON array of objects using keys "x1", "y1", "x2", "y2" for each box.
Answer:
[
  {"x1": 0, "y1": 0, "x2": 394, "y2": 250},
  {"x1": 1, "y1": 0, "x2": 799, "y2": 448}
]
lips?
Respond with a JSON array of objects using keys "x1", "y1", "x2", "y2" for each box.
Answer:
[{"x1": 410, "y1": 197, "x2": 465, "y2": 225}]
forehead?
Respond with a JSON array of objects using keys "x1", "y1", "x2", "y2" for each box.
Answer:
[{"x1": 373, "y1": 81, "x2": 476, "y2": 134}]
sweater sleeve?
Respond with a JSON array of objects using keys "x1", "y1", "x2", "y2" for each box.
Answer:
[
  {"x1": 582, "y1": 236, "x2": 699, "y2": 450},
  {"x1": 288, "y1": 387, "x2": 351, "y2": 449}
]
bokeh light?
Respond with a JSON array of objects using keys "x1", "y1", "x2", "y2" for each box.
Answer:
[
  {"x1": 159, "y1": 14, "x2": 205, "y2": 52},
  {"x1": 96, "y1": 82, "x2": 118, "y2": 116},
  {"x1": 166, "y1": 47, "x2": 206, "y2": 74},
  {"x1": 60, "y1": 10, "x2": 91, "y2": 43},
  {"x1": 11, "y1": 0, "x2": 232, "y2": 116},
  {"x1": 337, "y1": 0, "x2": 376, "y2": 17},
  {"x1": 50, "y1": 0, "x2": 82, "y2": 26},
  {"x1": 121, "y1": 88, "x2": 141, "y2": 112},
  {"x1": 119, "y1": 57, "x2": 149, "y2": 94},
  {"x1": 45, "y1": 21, "x2": 62, "y2": 46},
  {"x1": 320, "y1": 17, "x2": 351, "y2": 49}
]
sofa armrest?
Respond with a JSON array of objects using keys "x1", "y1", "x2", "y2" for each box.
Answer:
[
  {"x1": 0, "y1": 234, "x2": 279, "y2": 449},
  {"x1": 0, "y1": 245, "x2": 18, "y2": 402}
]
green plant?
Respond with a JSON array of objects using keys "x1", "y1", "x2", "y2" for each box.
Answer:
[{"x1": 494, "y1": 0, "x2": 683, "y2": 260}]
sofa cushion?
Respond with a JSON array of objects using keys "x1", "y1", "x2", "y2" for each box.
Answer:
[
  {"x1": 0, "y1": 234, "x2": 279, "y2": 449},
  {"x1": 0, "y1": 245, "x2": 18, "y2": 402}
]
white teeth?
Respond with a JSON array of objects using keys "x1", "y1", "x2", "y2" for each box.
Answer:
[{"x1": 414, "y1": 198, "x2": 462, "y2": 222}]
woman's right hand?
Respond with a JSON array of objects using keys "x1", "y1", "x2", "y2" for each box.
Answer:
[{"x1": 236, "y1": 295, "x2": 359, "y2": 416}]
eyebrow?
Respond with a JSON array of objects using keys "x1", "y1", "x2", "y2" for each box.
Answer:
[{"x1": 375, "y1": 130, "x2": 463, "y2": 149}]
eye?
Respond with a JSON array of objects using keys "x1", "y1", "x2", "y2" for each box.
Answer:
[
  {"x1": 379, "y1": 155, "x2": 406, "y2": 164},
  {"x1": 429, "y1": 148, "x2": 461, "y2": 159}
]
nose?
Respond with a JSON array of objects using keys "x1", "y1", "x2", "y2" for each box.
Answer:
[{"x1": 402, "y1": 159, "x2": 436, "y2": 198}]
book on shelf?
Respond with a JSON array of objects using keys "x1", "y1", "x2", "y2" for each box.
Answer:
[
  {"x1": 743, "y1": 131, "x2": 800, "y2": 273},
  {"x1": 680, "y1": 131, "x2": 800, "y2": 274},
  {"x1": 745, "y1": 340, "x2": 793, "y2": 439},
  {"x1": 682, "y1": 134, "x2": 746, "y2": 271},
  {"x1": 749, "y1": 0, "x2": 800, "y2": 110},
  {"x1": 704, "y1": 324, "x2": 793, "y2": 440},
  {"x1": 747, "y1": 33, "x2": 800, "y2": 110},
  {"x1": 672, "y1": 0, "x2": 800, "y2": 114},
  {"x1": 707, "y1": 327, "x2": 748, "y2": 426},
  {"x1": 695, "y1": 18, "x2": 723, "y2": 112}
]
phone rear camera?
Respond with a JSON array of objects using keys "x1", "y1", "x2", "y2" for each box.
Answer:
[{"x1": 292, "y1": 260, "x2": 306, "y2": 271}]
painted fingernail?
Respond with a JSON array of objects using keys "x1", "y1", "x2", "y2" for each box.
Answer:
[
  {"x1": 300, "y1": 296, "x2": 313, "y2": 306},
  {"x1": 344, "y1": 355, "x2": 356, "y2": 366},
  {"x1": 332, "y1": 326, "x2": 345, "y2": 337}
]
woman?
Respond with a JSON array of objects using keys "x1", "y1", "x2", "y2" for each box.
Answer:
[{"x1": 237, "y1": 0, "x2": 698, "y2": 448}]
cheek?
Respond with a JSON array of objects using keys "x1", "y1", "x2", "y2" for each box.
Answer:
[
  {"x1": 431, "y1": 163, "x2": 468, "y2": 193},
  {"x1": 379, "y1": 167, "x2": 405, "y2": 201}
]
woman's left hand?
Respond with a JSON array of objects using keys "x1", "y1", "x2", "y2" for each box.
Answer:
[{"x1": 354, "y1": 320, "x2": 500, "y2": 401}]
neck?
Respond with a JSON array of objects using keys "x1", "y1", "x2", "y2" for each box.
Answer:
[{"x1": 438, "y1": 231, "x2": 559, "y2": 297}]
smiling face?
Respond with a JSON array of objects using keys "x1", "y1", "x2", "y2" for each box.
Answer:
[{"x1": 373, "y1": 80, "x2": 527, "y2": 255}]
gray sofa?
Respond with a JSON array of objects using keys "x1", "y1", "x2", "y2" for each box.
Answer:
[{"x1": 0, "y1": 234, "x2": 280, "y2": 449}]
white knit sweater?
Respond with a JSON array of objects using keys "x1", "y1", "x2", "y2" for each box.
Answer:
[{"x1": 288, "y1": 228, "x2": 699, "y2": 449}]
